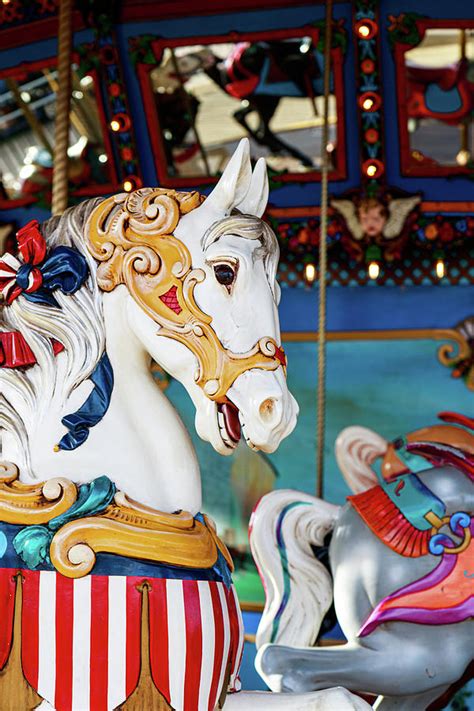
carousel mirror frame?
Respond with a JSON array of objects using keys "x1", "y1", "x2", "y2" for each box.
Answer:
[
  {"x1": 393, "y1": 17, "x2": 474, "y2": 178},
  {"x1": 0, "y1": 54, "x2": 119, "y2": 211},
  {"x1": 133, "y1": 25, "x2": 347, "y2": 187}
]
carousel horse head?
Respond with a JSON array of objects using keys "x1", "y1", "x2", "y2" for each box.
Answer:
[
  {"x1": 1, "y1": 139, "x2": 297, "y2": 490},
  {"x1": 86, "y1": 139, "x2": 297, "y2": 455}
]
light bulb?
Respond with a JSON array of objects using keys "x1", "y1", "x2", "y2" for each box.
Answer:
[
  {"x1": 123, "y1": 179, "x2": 134, "y2": 192},
  {"x1": 366, "y1": 164, "x2": 377, "y2": 177},
  {"x1": 305, "y1": 263, "x2": 316, "y2": 282},
  {"x1": 358, "y1": 24, "x2": 371, "y2": 38},
  {"x1": 435, "y1": 259, "x2": 445, "y2": 279},
  {"x1": 368, "y1": 261, "x2": 380, "y2": 279},
  {"x1": 362, "y1": 98, "x2": 374, "y2": 111},
  {"x1": 456, "y1": 149, "x2": 470, "y2": 166},
  {"x1": 110, "y1": 119, "x2": 120, "y2": 132}
]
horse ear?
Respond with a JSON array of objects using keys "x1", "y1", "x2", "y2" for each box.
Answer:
[
  {"x1": 205, "y1": 138, "x2": 252, "y2": 213},
  {"x1": 236, "y1": 157, "x2": 269, "y2": 218}
]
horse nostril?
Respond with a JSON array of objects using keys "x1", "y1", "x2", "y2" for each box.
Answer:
[{"x1": 259, "y1": 398, "x2": 277, "y2": 423}]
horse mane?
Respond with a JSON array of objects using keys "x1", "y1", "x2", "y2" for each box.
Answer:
[{"x1": 0, "y1": 198, "x2": 104, "y2": 477}]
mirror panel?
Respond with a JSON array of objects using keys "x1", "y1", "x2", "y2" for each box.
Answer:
[
  {"x1": 0, "y1": 63, "x2": 115, "y2": 207},
  {"x1": 141, "y1": 33, "x2": 344, "y2": 183},
  {"x1": 399, "y1": 25, "x2": 474, "y2": 174}
]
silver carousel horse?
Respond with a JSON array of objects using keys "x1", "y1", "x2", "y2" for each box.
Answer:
[{"x1": 250, "y1": 418, "x2": 474, "y2": 709}]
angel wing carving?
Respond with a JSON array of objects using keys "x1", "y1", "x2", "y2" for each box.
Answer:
[
  {"x1": 383, "y1": 195, "x2": 421, "y2": 240},
  {"x1": 330, "y1": 199, "x2": 364, "y2": 240}
]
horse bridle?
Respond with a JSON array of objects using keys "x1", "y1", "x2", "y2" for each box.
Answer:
[{"x1": 86, "y1": 188, "x2": 286, "y2": 403}]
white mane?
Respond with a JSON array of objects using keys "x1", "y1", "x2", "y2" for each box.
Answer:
[{"x1": 0, "y1": 198, "x2": 105, "y2": 476}]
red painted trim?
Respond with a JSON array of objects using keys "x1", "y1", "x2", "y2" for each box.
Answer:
[
  {"x1": 183, "y1": 581, "x2": 203, "y2": 711},
  {"x1": 209, "y1": 583, "x2": 224, "y2": 711},
  {"x1": 125, "y1": 578, "x2": 141, "y2": 698},
  {"x1": 136, "y1": 26, "x2": 347, "y2": 188},
  {"x1": 121, "y1": 0, "x2": 317, "y2": 22},
  {"x1": 21, "y1": 571, "x2": 40, "y2": 691},
  {"x1": 226, "y1": 586, "x2": 240, "y2": 683},
  {"x1": 0, "y1": 197, "x2": 36, "y2": 210},
  {"x1": 0, "y1": 13, "x2": 84, "y2": 51},
  {"x1": 55, "y1": 574, "x2": 74, "y2": 711},
  {"x1": 420, "y1": 201, "x2": 474, "y2": 212},
  {"x1": 90, "y1": 576, "x2": 109, "y2": 710},
  {"x1": 395, "y1": 19, "x2": 474, "y2": 177},
  {"x1": 267, "y1": 201, "x2": 474, "y2": 219},
  {"x1": 148, "y1": 577, "x2": 171, "y2": 703},
  {"x1": 0, "y1": 569, "x2": 16, "y2": 670}
]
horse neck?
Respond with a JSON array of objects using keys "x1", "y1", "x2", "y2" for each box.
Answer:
[
  {"x1": 16, "y1": 287, "x2": 202, "y2": 515},
  {"x1": 100, "y1": 288, "x2": 202, "y2": 513}
]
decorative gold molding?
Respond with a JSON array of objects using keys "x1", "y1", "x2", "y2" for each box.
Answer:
[
  {"x1": 0, "y1": 461, "x2": 77, "y2": 525},
  {"x1": 0, "y1": 467, "x2": 232, "y2": 579},
  {"x1": 282, "y1": 328, "x2": 469, "y2": 346},
  {"x1": 49, "y1": 491, "x2": 232, "y2": 579},
  {"x1": 281, "y1": 327, "x2": 472, "y2": 389},
  {"x1": 86, "y1": 188, "x2": 284, "y2": 403}
]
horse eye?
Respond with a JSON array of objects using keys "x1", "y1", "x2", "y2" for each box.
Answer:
[{"x1": 213, "y1": 263, "x2": 236, "y2": 288}]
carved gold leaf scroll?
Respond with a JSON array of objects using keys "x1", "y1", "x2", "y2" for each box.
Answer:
[
  {"x1": 50, "y1": 491, "x2": 232, "y2": 579},
  {"x1": 86, "y1": 188, "x2": 284, "y2": 402},
  {"x1": 0, "y1": 461, "x2": 77, "y2": 525},
  {"x1": 436, "y1": 327, "x2": 474, "y2": 391}
]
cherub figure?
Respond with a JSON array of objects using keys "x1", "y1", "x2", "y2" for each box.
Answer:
[
  {"x1": 331, "y1": 193, "x2": 421, "y2": 241},
  {"x1": 330, "y1": 191, "x2": 421, "y2": 262}
]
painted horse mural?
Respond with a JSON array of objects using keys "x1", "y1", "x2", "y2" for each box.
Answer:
[
  {"x1": 250, "y1": 412, "x2": 473, "y2": 710},
  {"x1": 0, "y1": 139, "x2": 368, "y2": 710}
]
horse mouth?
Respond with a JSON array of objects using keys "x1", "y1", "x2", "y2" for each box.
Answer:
[{"x1": 217, "y1": 401, "x2": 241, "y2": 449}]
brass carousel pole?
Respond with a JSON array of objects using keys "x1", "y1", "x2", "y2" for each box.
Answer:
[
  {"x1": 51, "y1": 0, "x2": 73, "y2": 216},
  {"x1": 316, "y1": 0, "x2": 333, "y2": 498}
]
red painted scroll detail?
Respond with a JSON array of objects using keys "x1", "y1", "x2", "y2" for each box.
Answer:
[
  {"x1": 0, "y1": 569, "x2": 16, "y2": 670},
  {"x1": 348, "y1": 485, "x2": 431, "y2": 558},
  {"x1": 159, "y1": 285, "x2": 182, "y2": 315}
]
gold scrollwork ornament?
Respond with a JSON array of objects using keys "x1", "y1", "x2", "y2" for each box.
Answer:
[{"x1": 86, "y1": 188, "x2": 285, "y2": 402}]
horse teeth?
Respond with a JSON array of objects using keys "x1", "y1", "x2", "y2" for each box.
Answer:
[{"x1": 218, "y1": 412, "x2": 225, "y2": 427}]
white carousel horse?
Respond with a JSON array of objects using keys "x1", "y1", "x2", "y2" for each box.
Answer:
[
  {"x1": 0, "y1": 139, "x2": 368, "y2": 710},
  {"x1": 250, "y1": 420, "x2": 474, "y2": 710}
]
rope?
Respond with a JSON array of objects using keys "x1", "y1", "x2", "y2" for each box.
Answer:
[
  {"x1": 51, "y1": 0, "x2": 73, "y2": 216},
  {"x1": 316, "y1": 0, "x2": 333, "y2": 498}
]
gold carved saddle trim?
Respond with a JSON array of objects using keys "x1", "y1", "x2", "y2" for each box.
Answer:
[
  {"x1": 0, "y1": 462, "x2": 77, "y2": 525},
  {"x1": 50, "y1": 492, "x2": 233, "y2": 579},
  {"x1": 0, "y1": 462, "x2": 233, "y2": 580}
]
